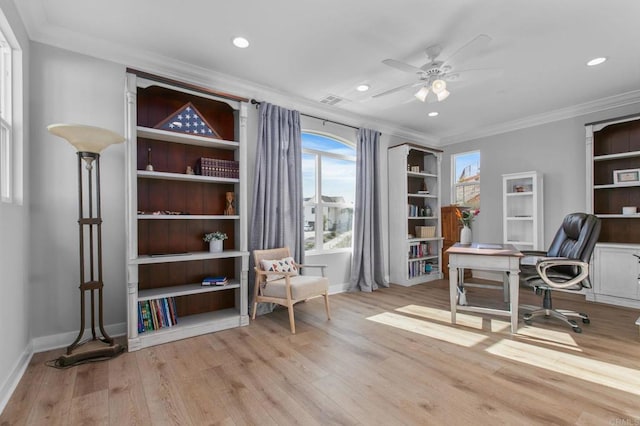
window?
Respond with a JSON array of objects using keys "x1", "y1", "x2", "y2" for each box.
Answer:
[
  {"x1": 0, "y1": 27, "x2": 11, "y2": 203},
  {"x1": 452, "y1": 151, "x2": 480, "y2": 209},
  {"x1": 302, "y1": 132, "x2": 356, "y2": 252}
]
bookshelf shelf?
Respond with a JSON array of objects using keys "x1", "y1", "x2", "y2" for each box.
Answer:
[
  {"x1": 137, "y1": 170, "x2": 239, "y2": 183},
  {"x1": 138, "y1": 282, "x2": 240, "y2": 300},
  {"x1": 138, "y1": 214, "x2": 240, "y2": 220},
  {"x1": 137, "y1": 126, "x2": 239, "y2": 149}
]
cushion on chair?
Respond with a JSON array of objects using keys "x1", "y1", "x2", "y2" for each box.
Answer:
[
  {"x1": 262, "y1": 275, "x2": 329, "y2": 300},
  {"x1": 520, "y1": 265, "x2": 584, "y2": 291},
  {"x1": 260, "y1": 257, "x2": 298, "y2": 281}
]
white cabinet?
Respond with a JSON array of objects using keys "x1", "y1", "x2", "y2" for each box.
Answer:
[
  {"x1": 125, "y1": 71, "x2": 249, "y2": 351},
  {"x1": 502, "y1": 171, "x2": 544, "y2": 251},
  {"x1": 587, "y1": 243, "x2": 640, "y2": 309},
  {"x1": 388, "y1": 143, "x2": 442, "y2": 286}
]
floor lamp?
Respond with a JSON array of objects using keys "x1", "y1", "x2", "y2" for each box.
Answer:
[{"x1": 48, "y1": 123, "x2": 125, "y2": 367}]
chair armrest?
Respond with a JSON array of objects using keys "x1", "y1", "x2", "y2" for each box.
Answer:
[
  {"x1": 297, "y1": 264, "x2": 327, "y2": 276},
  {"x1": 520, "y1": 250, "x2": 548, "y2": 266},
  {"x1": 535, "y1": 257, "x2": 589, "y2": 289}
]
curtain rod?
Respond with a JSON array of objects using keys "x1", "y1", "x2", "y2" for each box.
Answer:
[{"x1": 251, "y1": 99, "x2": 361, "y2": 131}]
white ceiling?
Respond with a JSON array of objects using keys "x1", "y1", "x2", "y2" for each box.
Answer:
[{"x1": 14, "y1": 0, "x2": 640, "y2": 145}]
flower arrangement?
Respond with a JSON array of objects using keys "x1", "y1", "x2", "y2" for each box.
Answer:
[
  {"x1": 457, "y1": 208, "x2": 480, "y2": 228},
  {"x1": 203, "y1": 231, "x2": 228, "y2": 242}
]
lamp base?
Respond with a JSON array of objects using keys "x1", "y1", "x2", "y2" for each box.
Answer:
[{"x1": 55, "y1": 339, "x2": 124, "y2": 368}]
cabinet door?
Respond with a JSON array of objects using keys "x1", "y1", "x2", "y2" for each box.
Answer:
[{"x1": 594, "y1": 246, "x2": 640, "y2": 299}]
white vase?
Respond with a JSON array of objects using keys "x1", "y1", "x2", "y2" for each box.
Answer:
[
  {"x1": 460, "y1": 225, "x2": 472, "y2": 244},
  {"x1": 209, "y1": 239, "x2": 223, "y2": 253}
]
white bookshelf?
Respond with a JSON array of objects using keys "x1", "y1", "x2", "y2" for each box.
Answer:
[{"x1": 502, "y1": 171, "x2": 544, "y2": 251}]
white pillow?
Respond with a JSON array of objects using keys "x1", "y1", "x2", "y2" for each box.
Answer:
[{"x1": 260, "y1": 257, "x2": 298, "y2": 281}]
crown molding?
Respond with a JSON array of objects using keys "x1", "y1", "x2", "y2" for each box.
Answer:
[{"x1": 440, "y1": 90, "x2": 640, "y2": 145}]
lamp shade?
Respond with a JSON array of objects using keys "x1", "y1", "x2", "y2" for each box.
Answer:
[
  {"x1": 414, "y1": 86, "x2": 430, "y2": 102},
  {"x1": 431, "y1": 79, "x2": 447, "y2": 94},
  {"x1": 436, "y1": 89, "x2": 450, "y2": 102},
  {"x1": 48, "y1": 123, "x2": 124, "y2": 153}
]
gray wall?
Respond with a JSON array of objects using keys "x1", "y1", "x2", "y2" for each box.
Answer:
[
  {"x1": 29, "y1": 42, "x2": 127, "y2": 341},
  {"x1": 0, "y1": 0, "x2": 29, "y2": 408},
  {"x1": 441, "y1": 105, "x2": 640, "y2": 247}
]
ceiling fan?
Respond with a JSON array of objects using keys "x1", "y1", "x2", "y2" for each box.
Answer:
[{"x1": 374, "y1": 34, "x2": 499, "y2": 103}]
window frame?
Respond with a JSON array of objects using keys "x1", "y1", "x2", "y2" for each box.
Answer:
[
  {"x1": 0, "y1": 31, "x2": 11, "y2": 203},
  {"x1": 0, "y1": 9, "x2": 20, "y2": 206},
  {"x1": 451, "y1": 150, "x2": 480, "y2": 208},
  {"x1": 302, "y1": 130, "x2": 356, "y2": 254}
]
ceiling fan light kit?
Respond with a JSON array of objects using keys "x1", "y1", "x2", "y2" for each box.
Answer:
[
  {"x1": 377, "y1": 34, "x2": 498, "y2": 104},
  {"x1": 413, "y1": 79, "x2": 450, "y2": 103}
]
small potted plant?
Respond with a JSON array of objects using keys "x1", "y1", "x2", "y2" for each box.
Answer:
[{"x1": 203, "y1": 231, "x2": 228, "y2": 253}]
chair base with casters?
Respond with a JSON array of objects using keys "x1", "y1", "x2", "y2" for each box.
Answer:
[
  {"x1": 522, "y1": 286, "x2": 589, "y2": 333},
  {"x1": 519, "y1": 213, "x2": 601, "y2": 334},
  {"x1": 252, "y1": 247, "x2": 331, "y2": 334}
]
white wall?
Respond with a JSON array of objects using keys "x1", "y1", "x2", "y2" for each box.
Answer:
[
  {"x1": 29, "y1": 42, "x2": 127, "y2": 342},
  {"x1": 441, "y1": 103, "x2": 640, "y2": 247},
  {"x1": 0, "y1": 0, "x2": 29, "y2": 411}
]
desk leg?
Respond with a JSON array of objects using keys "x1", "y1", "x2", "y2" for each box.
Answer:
[
  {"x1": 502, "y1": 272, "x2": 509, "y2": 303},
  {"x1": 449, "y1": 265, "x2": 458, "y2": 325},
  {"x1": 509, "y1": 269, "x2": 520, "y2": 333}
]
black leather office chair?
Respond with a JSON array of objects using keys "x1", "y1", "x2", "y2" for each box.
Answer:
[{"x1": 520, "y1": 212, "x2": 601, "y2": 333}]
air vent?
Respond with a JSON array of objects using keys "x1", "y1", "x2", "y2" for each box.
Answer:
[{"x1": 319, "y1": 95, "x2": 344, "y2": 105}]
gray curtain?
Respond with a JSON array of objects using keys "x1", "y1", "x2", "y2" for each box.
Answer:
[
  {"x1": 349, "y1": 128, "x2": 388, "y2": 292},
  {"x1": 249, "y1": 102, "x2": 304, "y2": 315}
]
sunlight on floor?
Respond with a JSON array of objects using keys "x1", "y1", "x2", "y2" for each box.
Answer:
[
  {"x1": 486, "y1": 340, "x2": 640, "y2": 396},
  {"x1": 396, "y1": 304, "x2": 510, "y2": 333},
  {"x1": 367, "y1": 311, "x2": 488, "y2": 347},
  {"x1": 516, "y1": 326, "x2": 581, "y2": 352}
]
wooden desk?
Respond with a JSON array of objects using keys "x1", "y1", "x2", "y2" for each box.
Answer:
[{"x1": 446, "y1": 243, "x2": 523, "y2": 333}]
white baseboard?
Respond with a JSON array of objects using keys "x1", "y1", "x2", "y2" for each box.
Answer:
[
  {"x1": 31, "y1": 322, "x2": 127, "y2": 353},
  {"x1": 329, "y1": 282, "x2": 349, "y2": 294},
  {"x1": 0, "y1": 341, "x2": 33, "y2": 416}
]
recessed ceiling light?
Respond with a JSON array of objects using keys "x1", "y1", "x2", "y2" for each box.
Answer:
[
  {"x1": 356, "y1": 84, "x2": 370, "y2": 92},
  {"x1": 587, "y1": 57, "x2": 606, "y2": 66},
  {"x1": 232, "y1": 37, "x2": 250, "y2": 48},
  {"x1": 428, "y1": 112, "x2": 439, "y2": 117}
]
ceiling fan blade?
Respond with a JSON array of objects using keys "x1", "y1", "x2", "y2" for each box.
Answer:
[
  {"x1": 443, "y1": 68, "x2": 503, "y2": 82},
  {"x1": 382, "y1": 59, "x2": 423, "y2": 74},
  {"x1": 372, "y1": 81, "x2": 422, "y2": 98},
  {"x1": 441, "y1": 34, "x2": 492, "y2": 68}
]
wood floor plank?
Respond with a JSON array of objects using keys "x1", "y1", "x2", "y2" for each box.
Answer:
[
  {"x1": 0, "y1": 352, "x2": 50, "y2": 426},
  {"x1": 108, "y1": 346, "x2": 151, "y2": 426},
  {"x1": 2, "y1": 279, "x2": 640, "y2": 425}
]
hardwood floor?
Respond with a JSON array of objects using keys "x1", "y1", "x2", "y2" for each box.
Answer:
[{"x1": 2, "y1": 280, "x2": 639, "y2": 425}]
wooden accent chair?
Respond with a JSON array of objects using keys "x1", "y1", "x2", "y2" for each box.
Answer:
[{"x1": 252, "y1": 247, "x2": 331, "y2": 333}]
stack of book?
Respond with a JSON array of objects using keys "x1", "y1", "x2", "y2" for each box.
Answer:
[
  {"x1": 137, "y1": 297, "x2": 178, "y2": 333},
  {"x1": 202, "y1": 276, "x2": 228, "y2": 286},
  {"x1": 196, "y1": 158, "x2": 239, "y2": 179}
]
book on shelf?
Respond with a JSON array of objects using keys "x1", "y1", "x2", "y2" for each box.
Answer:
[
  {"x1": 202, "y1": 276, "x2": 228, "y2": 286},
  {"x1": 137, "y1": 296, "x2": 178, "y2": 333}
]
